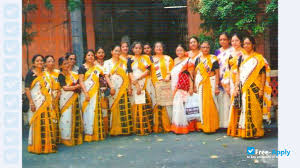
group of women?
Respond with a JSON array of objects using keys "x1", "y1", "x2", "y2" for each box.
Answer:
[{"x1": 25, "y1": 32, "x2": 272, "y2": 154}]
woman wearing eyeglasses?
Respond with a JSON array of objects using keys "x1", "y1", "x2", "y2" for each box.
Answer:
[{"x1": 194, "y1": 41, "x2": 220, "y2": 133}]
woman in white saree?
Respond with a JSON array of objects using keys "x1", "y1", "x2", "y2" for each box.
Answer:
[
  {"x1": 171, "y1": 44, "x2": 194, "y2": 134},
  {"x1": 25, "y1": 54, "x2": 57, "y2": 154},
  {"x1": 58, "y1": 57, "x2": 83, "y2": 146},
  {"x1": 104, "y1": 45, "x2": 134, "y2": 136},
  {"x1": 78, "y1": 50, "x2": 106, "y2": 142}
]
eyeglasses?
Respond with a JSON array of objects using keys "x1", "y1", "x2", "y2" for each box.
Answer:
[
  {"x1": 69, "y1": 58, "x2": 76, "y2": 60},
  {"x1": 201, "y1": 46, "x2": 210, "y2": 49}
]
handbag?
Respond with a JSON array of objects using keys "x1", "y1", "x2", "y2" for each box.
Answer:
[{"x1": 185, "y1": 93, "x2": 200, "y2": 121}]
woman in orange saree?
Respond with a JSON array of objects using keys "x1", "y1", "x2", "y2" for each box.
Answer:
[{"x1": 194, "y1": 41, "x2": 220, "y2": 133}]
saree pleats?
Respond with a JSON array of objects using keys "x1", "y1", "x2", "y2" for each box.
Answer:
[
  {"x1": 132, "y1": 91, "x2": 153, "y2": 135},
  {"x1": 110, "y1": 92, "x2": 133, "y2": 136}
]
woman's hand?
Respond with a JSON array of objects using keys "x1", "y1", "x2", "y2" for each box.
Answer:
[
  {"x1": 30, "y1": 103, "x2": 36, "y2": 112},
  {"x1": 85, "y1": 92, "x2": 90, "y2": 101},
  {"x1": 110, "y1": 88, "x2": 116, "y2": 96},
  {"x1": 224, "y1": 85, "x2": 230, "y2": 96},
  {"x1": 128, "y1": 88, "x2": 132, "y2": 96},
  {"x1": 136, "y1": 85, "x2": 142, "y2": 95},
  {"x1": 193, "y1": 85, "x2": 197, "y2": 93},
  {"x1": 189, "y1": 88, "x2": 193, "y2": 96},
  {"x1": 215, "y1": 87, "x2": 220, "y2": 95}
]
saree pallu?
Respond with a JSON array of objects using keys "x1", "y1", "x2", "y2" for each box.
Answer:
[
  {"x1": 170, "y1": 58, "x2": 192, "y2": 134},
  {"x1": 151, "y1": 55, "x2": 173, "y2": 133},
  {"x1": 195, "y1": 55, "x2": 220, "y2": 133},
  {"x1": 131, "y1": 55, "x2": 153, "y2": 135},
  {"x1": 59, "y1": 72, "x2": 83, "y2": 146},
  {"x1": 80, "y1": 66, "x2": 106, "y2": 142},
  {"x1": 48, "y1": 69, "x2": 61, "y2": 144},
  {"x1": 28, "y1": 72, "x2": 57, "y2": 154},
  {"x1": 108, "y1": 60, "x2": 133, "y2": 136},
  {"x1": 227, "y1": 52, "x2": 271, "y2": 138}
]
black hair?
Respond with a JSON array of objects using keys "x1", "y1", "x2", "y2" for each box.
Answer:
[
  {"x1": 44, "y1": 55, "x2": 55, "y2": 62},
  {"x1": 231, "y1": 33, "x2": 243, "y2": 42},
  {"x1": 96, "y1": 46, "x2": 105, "y2": 53},
  {"x1": 65, "y1": 52, "x2": 76, "y2": 59},
  {"x1": 201, "y1": 41, "x2": 211, "y2": 46},
  {"x1": 83, "y1": 49, "x2": 95, "y2": 63},
  {"x1": 58, "y1": 57, "x2": 67, "y2": 66},
  {"x1": 188, "y1": 36, "x2": 199, "y2": 44},
  {"x1": 153, "y1": 41, "x2": 165, "y2": 54},
  {"x1": 219, "y1": 32, "x2": 231, "y2": 40},
  {"x1": 143, "y1": 42, "x2": 151, "y2": 48},
  {"x1": 176, "y1": 44, "x2": 187, "y2": 51},
  {"x1": 110, "y1": 44, "x2": 121, "y2": 52},
  {"x1": 243, "y1": 36, "x2": 256, "y2": 51},
  {"x1": 32, "y1": 54, "x2": 44, "y2": 64},
  {"x1": 131, "y1": 41, "x2": 143, "y2": 54},
  {"x1": 120, "y1": 41, "x2": 129, "y2": 47}
]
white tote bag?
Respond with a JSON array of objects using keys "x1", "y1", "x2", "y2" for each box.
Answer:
[{"x1": 185, "y1": 93, "x2": 200, "y2": 121}]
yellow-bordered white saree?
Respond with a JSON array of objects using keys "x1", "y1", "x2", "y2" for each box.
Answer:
[
  {"x1": 104, "y1": 58, "x2": 134, "y2": 136},
  {"x1": 59, "y1": 71, "x2": 83, "y2": 146},
  {"x1": 27, "y1": 71, "x2": 57, "y2": 154},
  {"x1": 151, "y1": 55, "x2": 174, "y2": 133},
  {"x1": 79, "y1": 65, "x2": 106, "y2": 142},
  {"x1": 227, "y1": 52, "x2": 271, "y2": 138},
  {"x1": 131, "y1": 55, "x2": 153, "y2": 135}
]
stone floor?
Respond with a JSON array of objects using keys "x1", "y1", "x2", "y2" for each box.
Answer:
[{"x1": 22, "y1": 122, "x2": 278, "y2": 168}]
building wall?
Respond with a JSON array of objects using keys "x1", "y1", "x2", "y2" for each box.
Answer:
[{"x1": 22, "y1": 0, "x2": 72, "y2": 77}]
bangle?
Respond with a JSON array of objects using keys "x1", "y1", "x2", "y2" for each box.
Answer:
[{"x1": 30, "y1": 103, "x2": 34, "y2": 106}]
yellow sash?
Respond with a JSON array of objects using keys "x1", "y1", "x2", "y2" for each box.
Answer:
[
  {"x1": 110, "y1": 62, "x2": 129, "y2": 109},
  {"x1": 60, "y1": 72, "x2": 79, "y2": 114},
  {"x1": 82, "y1": 66, "x2": 102, "y2": 113},
  {"x1": 29, "y1": 72, "x2": 52, "y2": 125}
]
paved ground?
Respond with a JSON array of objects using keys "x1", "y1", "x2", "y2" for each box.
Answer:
[{"x1": 23, "y1": 122, "x2": 278, "y2": 168}]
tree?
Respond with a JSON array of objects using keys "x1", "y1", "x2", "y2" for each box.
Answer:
[{"x1": 188, "y1": 0, "x2": 278, "y2": 52}]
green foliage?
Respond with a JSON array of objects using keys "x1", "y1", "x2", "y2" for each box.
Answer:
[
  {"x1": 190, "y1": 0, "x2": 277, "y2": 52},
  {"x1": 265, "y1": 0, "x2": 278, "y2": 25},
  {"x1": 68, "y1": 0, "x2": 82, "y2": 12},
  {"x1": 162, "y1": 0, "x2": 187, "y2": 6},
  {"x1": 44, "y1": 0, "x2": 53, "y2": 10}
]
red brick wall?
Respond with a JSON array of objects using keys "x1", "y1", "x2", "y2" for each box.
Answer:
[{"x1": 22, "y1": 0, "x2": 72, "y2": 77}]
